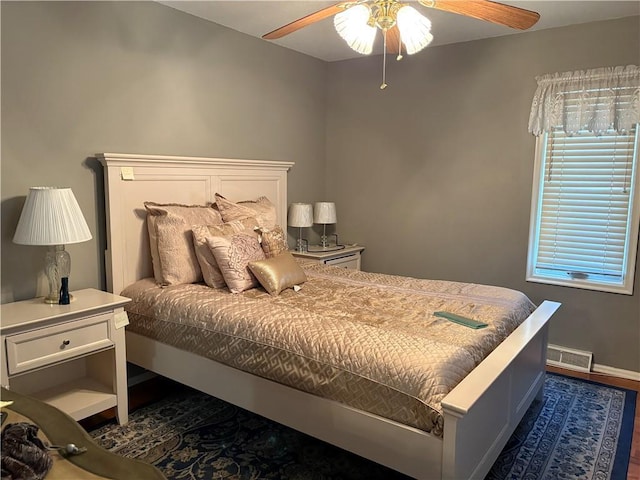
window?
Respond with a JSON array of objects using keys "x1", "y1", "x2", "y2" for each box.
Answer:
[
  {"x1": 527, "y1": 125, "x2": 639, "y2": 294},
  {"x1": 526, "y1": 66, "x2": 639, "y2": 294}
]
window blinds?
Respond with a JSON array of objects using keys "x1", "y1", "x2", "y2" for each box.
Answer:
[{"x1": 534, "y1": 126, "x2": 637, "y2": 282}]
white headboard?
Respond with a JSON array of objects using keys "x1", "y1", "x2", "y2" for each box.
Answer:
[{"x1": 98, "y1": 153, "x2": 293, "y2": 295}]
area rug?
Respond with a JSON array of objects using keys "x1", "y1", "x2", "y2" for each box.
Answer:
[{"x1": 89, "y1": 373, "x2": 636, "y2": 480}]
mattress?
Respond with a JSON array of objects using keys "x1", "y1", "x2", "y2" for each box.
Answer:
[{"x1": 122, "y1": 260, "x2": 536, "y2": 437}]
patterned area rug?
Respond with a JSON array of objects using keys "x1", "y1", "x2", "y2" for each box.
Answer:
[
  {"x1": 89, "y1": 373, "x2": 636, "y2": 480},
  {"x1": 486, "y1": 374, "x2": 635, "y2": 480}
]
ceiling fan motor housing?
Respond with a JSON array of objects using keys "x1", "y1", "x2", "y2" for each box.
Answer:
[{"x1": 371, "y1": 0, "x2": 402, "y2": 30}]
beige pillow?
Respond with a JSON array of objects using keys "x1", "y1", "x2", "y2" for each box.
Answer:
[
  {"x1": 215, "y1": 194, "x2": 277, "y2": 229},
  {"x1": 144, "y1": 202, "x2": 223, "y2": 285},
  {"x1": 258, "y1": 225, "x2": 289, "y2": 258},
  {"x1": 192, "y1": 218, "x2": 259, "y2": 288},
  {"x1": 248, "y1": 252, "x2": 307, "y2": 295},
  {"x1": 206, "y1": 231, "x2": 266, "y2": 293}
]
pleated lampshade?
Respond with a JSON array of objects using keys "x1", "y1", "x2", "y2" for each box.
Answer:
[{"x1": 13, "y1": 187, "x2": 92, "y2": 246}]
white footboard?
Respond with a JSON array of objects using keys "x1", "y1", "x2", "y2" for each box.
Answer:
[{"x1": 440, "y1": 300, "x2": 560, "y2": 480}]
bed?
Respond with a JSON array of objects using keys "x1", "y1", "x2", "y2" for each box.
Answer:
[{"x1": 99, "y1": 152, "x2": 560, "y2": 480}]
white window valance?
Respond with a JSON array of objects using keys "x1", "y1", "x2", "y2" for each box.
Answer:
[{"x1": 528, "y1": 65, "x2": 639, "y2": 136}]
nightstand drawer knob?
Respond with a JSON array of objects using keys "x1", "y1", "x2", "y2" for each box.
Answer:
[{"x1": 62, "y1": 339, "x2": 71, "y2": 347}]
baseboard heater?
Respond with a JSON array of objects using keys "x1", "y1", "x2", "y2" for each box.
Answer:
[{"x1": 546, "y1": 344, "x2": 593, "y2": 373}]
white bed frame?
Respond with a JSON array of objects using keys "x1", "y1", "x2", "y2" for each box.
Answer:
[{"x1": 99, "y1": 153, "x2": 560, "y2": 480}]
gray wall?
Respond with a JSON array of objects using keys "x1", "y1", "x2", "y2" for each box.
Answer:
[
  {"x1": 2, "y1": 2, "x2": 639, "y2": 372},
  {"x1": 1, "y1": 1, "x2": 327, "y2": 302},
  {"x1": 326, "y1": 16, "x2": 640, "y2": 372}
]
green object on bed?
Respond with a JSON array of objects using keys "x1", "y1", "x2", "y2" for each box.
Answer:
[{"x1": 434, "y1": 311, "x2": 488, "y2": 329}]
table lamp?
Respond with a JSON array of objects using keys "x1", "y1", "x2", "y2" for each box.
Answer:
[
  {"x1": 314, "y1": 202, "x2": 336, "y2": 248},
  {"x1": 308, "y1": 202, "x2": 344, "y2": 252},
  {"x1": 287, "y1": 203, "x2": 313, "y2": 252},
  {"x1": 13, "y1": 187, "x2": 92, "y2": 304}
]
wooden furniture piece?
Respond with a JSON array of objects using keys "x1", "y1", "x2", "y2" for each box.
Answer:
[
  {"x1": 1, "y1": 289, "x2": 130, "y2": 424},
  {"x1": 1, "y1": 387, "x2": 165, "y2": 480},
  {"x1": 291, "y1": 245, "x2": 365, "y2": 270},
  {"x1": 99, "y1": 152, "x2": 560, "y2": 480}
]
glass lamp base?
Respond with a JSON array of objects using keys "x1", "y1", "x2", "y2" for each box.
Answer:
[
  {"x1": 44, "y1": 294, "x2": 59, "y2": 304},
  {"x1": 44, "y1": 293, "x2": 74, "y2": 304},
  {"x1": 44, "y1": 245, "x2": 72, "y2": 304},
  {"x1": 295, "y1": 236, "x2": 308, "y2": 252}
]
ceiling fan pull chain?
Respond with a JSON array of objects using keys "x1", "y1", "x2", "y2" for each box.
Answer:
[{"x1": 381, "y1": 29, "x2": 388, "y2": 90}]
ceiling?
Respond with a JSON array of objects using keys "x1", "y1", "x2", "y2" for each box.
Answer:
[{"x1": 158, "y1": 1, "x2": 639, "y2": 62}]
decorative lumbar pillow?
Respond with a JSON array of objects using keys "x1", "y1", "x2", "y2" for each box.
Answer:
[
  {"x1": 144, "y1": 202, "x2": 223, "y2": 285},
  {"x1": 215, "y1": 194, "x2": 277, "y2": 229},
  {"x1": 248, "y1": 252, "x2": 307, "y2": 296},
  {"x1": 206, "y1": 231, "x2": 266, "y2": 293},
  {"x1": 192, "y1": 217, "x2": 259, "y2": 288},
  {"x1": 258, "y1": 225, "x2": 289, "y2": 258}
]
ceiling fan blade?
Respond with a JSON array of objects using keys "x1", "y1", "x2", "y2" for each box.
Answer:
[
  {"x1": 421, "y1": 0, "x2": 540, "y2": 30},
  {"x1": 385, "y1": 26, "x2": 402, "y2": 55},
  {"x1": 263, "y1": 3, "x2": 346, "y2": 40}
]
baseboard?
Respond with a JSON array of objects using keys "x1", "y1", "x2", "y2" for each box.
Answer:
[{"x1": 591, "y1": 363, "x2": 640, "y2": 382}]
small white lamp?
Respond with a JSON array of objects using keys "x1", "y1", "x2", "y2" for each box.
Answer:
[
  {"x1": 313, "y1": 202, "x2": 337, "y2": 248},
  {"x1": 287, "y1": 203, "x2": 313, "y2": 253},
  {"x1": 13, "y1": 187, "x2": 92, "y2": 304}
]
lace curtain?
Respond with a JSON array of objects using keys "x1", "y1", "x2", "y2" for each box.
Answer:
[{"x1": 528, "y1": 65, "x2": 639, "y2": 136}]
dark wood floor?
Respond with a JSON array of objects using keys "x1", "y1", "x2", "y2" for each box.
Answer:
[{"x1": 81, "y1": 367, "x2": 640, "y2": 479}]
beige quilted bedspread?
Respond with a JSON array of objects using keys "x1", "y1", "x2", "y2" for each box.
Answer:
[{"x1": 122, "y1": 260, "x2": 536, "y2": 437}]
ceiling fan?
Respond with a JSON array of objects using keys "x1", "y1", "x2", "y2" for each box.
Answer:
[{"x1": 262, "y1": 1, "x2": 540, "y2": 88}]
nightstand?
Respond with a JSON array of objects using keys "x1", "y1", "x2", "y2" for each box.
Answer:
[
  {"x1": 291, "y1": 245, "x2": 365, "y2": 270},
  {"x1": 1, "y1": 288, "x2": 131, "y2": 424}
]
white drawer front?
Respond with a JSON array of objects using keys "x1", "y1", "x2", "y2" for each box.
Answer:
[
  {"x1": 325, "y1": 255, "x2": 359, "y2": 270},
  {"x1": 6, "y1": 314, "x2": 113, "y2": 375}
]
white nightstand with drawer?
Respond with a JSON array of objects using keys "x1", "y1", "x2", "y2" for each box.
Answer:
[
  {"x1": 1, "y1": 288, "x2": 130, "y2": 424},
  {"x1": 291, "y1": 245, "x2": 365, "y2": 270}
]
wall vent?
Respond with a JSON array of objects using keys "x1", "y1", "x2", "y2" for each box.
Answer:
[{"x1": 547, "y1": 344, "x2": 593, "y2": 373}]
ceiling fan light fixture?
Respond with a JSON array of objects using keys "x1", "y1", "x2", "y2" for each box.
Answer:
[
  {"x1": 263, "y1": 0, "x2": 540, "y2": 89},
  {"x1": 397, "y1": 5, "x2": 433, "y2": 55},
  {"x1": 334, "y1": 4, "x2": 377, "y2": 55}
]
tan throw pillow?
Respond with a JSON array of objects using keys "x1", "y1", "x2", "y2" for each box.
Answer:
[
  {"x1": 258, "y1": 225, "x2": 289, "y2": 258},
  {"x1": 192, "y1": 218, "x2": 259, "y2": 288},
  {"x1": 248, "y1": 252, "x2": 307, "y2": 296},
  {"x1": 206, "y1": 231, "x2": 266, "y2": 293},
  {"x1": 215, "y1": 194, "x2": 277, "y2": 229},
  {"x1": 144, "y1": 202, "x2": 223, "y2": 285}
]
